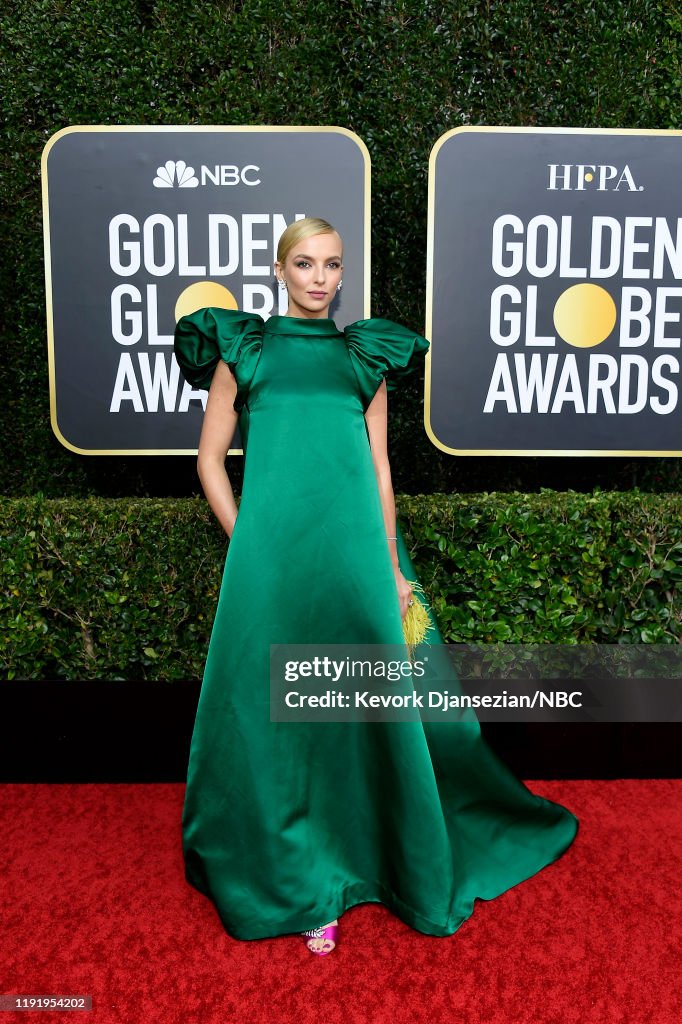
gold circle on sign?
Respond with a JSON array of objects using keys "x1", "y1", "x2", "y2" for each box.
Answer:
[
  {"x1": 174, "y1": 282, "x2": 238, "y2": 322},
  {"x1": 553, "y1": 283, "x2": 617, "y2": 348}
]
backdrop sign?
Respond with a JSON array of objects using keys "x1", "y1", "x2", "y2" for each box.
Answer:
[
  {"x1": 42, "y1": 126, "x2": 370, "y2": 454},
  {"x1": 426, "y1": 127, "x2": 682, "y2": 455}
]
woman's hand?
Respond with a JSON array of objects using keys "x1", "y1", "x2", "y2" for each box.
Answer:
[{"x1": 394, "y1": 567, "x2": 413, "y2": 621}]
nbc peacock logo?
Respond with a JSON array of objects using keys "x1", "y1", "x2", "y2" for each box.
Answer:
[{"x1": 153, "y1": 159, "x2": 199, "y2": 188}]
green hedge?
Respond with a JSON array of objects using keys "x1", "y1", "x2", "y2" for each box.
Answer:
[
  {"x1": 1, "y1": 0, "x2": 681, "y2": 498},
  {"x1": 2, "y1": 491, "x2": 681, "y2": 680}
]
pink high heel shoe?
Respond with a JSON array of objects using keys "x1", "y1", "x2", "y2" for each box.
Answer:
[{"x1": 302, "y1": 921, "x2": 339, "y2": 955}]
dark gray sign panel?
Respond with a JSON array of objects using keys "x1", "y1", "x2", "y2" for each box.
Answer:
[
  {"x1": 42, "y1": 126, "x2": 370, "y2": 454},
  {"x1": 426, "y1": 127, "x2": 682, "y2": 455}
]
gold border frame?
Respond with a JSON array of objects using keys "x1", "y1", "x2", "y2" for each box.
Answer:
[
  {"x1": 424, "y1": 125, "x2": 682, "y2": 457},
  {"x1": 41, "y1": 124, "x2": 372, "y2": 456}
]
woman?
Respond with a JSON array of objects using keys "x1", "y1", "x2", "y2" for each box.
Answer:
[{"x1": 174, "y1": 217, "x2": 578, "y2": 958}]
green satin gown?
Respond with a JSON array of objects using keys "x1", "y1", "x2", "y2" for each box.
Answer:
[{"x1": 174, "y1": 308, "x2": 579, "y2": 941}]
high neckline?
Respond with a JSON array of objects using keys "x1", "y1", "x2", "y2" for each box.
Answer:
[{"x1": 264, "y1": 315, "x2": 343, "y2": 336}]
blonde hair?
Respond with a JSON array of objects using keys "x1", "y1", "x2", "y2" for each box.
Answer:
[{"x1": 276, "y1": 217, "x2": 341, "y2": 265}]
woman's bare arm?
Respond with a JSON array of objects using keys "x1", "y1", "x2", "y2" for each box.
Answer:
[
  {"x1": 196, "y1": 359, "x2": 240, "y2": 537},
  {"x1": 364, "y1": 379, "x2": 413, "y2": 619}
]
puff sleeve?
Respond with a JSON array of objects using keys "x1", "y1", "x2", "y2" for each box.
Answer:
[
  {"x1": 343, "y1": 318, "x2": 430, "y2": 411},
  {"x1": 173, "y1": 307, "x2": 264, "y2": 412}
]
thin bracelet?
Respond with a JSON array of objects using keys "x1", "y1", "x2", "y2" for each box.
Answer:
[{"x1": 387, "y1": 535, "x2": 397, "y2": 541}]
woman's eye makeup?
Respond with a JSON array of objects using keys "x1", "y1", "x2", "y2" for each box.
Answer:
[{"x1": 293, "y1": 260, "x2": 342, "y2": 269}]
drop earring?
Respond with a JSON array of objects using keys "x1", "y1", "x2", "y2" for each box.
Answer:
[
  {"x1": 278, "y1": 279, "x2": 288, "y2": 291},
  {"x1": 337, "y1": 280, "x2": 343, "y2": 292}
]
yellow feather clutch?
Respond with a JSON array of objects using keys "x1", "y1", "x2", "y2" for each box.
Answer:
[{"x1": 402, "y1": 579, "x2": 435, "y2": 657}]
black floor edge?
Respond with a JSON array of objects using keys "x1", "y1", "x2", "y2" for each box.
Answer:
[{"x1": 0, "y1": 680, "x2": 680, "y2": 782}]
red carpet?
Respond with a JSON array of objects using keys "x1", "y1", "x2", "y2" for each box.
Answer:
[{"x1": 2, "y1": 780, "x2": 681, "y2": 1023}]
